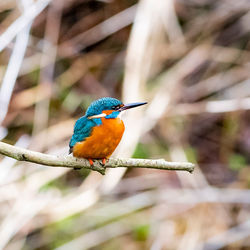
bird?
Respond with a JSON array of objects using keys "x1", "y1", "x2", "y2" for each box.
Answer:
[{"x1": 69, "y1": 97, "x2": 147, "y2": 165}]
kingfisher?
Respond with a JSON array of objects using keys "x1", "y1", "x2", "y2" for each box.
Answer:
[{"x1": 69, "y1": 97, "x2": 147, "y2": 165}]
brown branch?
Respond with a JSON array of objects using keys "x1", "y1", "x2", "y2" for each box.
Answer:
[{"x1": 0, "y1": 141, "x2": 195, "y2": 175}]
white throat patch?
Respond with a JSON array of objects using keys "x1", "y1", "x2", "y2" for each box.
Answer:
[{"x1": 88, "y1": 113, "x2": 107, "y2": 119}]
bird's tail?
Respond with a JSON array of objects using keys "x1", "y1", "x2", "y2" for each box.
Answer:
[{"x1": 69, "y1": 146, "x2": 73, "y2": 154}]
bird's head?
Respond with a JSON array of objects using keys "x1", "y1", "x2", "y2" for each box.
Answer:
[{"x1": 86, "y1": 97, "x2": 147, "y2": 120}]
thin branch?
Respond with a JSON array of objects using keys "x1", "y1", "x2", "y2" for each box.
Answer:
[{"x1": 0, "y1": 142, "x2": 195, "y2": 175}]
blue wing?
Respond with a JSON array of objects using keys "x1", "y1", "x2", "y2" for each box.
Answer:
[{"x1": 69, "y1": 116, "x2": 95, "y2": 153}]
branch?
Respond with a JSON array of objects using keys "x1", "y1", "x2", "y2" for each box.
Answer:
[{"x1": 0, "y1": 141, "x2": 195, "y2": 175}]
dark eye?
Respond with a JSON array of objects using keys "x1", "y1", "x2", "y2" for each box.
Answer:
[{"x1": 112, "y1": 105, "x2": 120, "y2": 110}]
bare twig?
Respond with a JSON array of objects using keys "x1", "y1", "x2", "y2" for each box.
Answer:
[{"x1": 0, "y1": 141, "x2": 194, "y2": 175}]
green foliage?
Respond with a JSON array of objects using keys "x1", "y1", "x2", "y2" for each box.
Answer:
[
  {"x1": 223, "y1": 114, "x2": 239, "y2": 136},
  {"x1": 27, "y1": 69, "x2": 40, "y2": 85},
  {"x1": 133, "y1": 143, "x2": 149, "y2": 159},
  {"x1": 133, "y1": 224, "x2": 150, "y2": 241},
  {"x1": 185, "y1": 146, "x2": 197, "y2": 163},
  {"x1": 39, "y1": 178, "x2": 67, "y2": 193},
  {"x1": 45, "y1": 216, "x2": 78, "y2": 249},
  {"x1": 229, "y1": 153, "x2": 247, "y2": 171},
  {"x1": 62, "y1": 90, "x2": 84, "y2": 112}
]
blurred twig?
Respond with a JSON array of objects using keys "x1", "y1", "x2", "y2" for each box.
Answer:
[
  {"x1": 0, "y1": 21, "x2": 31, "y2": 124},
  {"x1": 32, "y1": 0, "x2": 63, "y2": 139},
  {"x1": 201, "y1": 219, "x2": 250, "y2": 250},
  {"x1": 59, "y1": 4, "x2": 137, "y2": 57},
  {"x1": 0, "y1": 0, "x2": 51, "y2": 51},
  {"x1": 169, "y1": 97, "x2": 250, "y2": 116}
]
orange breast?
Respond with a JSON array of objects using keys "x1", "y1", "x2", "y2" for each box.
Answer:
[{"x1": 73, "y1": 111, "x2": 125, "y2": 159}]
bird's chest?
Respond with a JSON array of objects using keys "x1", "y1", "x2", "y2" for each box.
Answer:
[
  {"x1": 73, "y1": 117, "x2": 125, "y2": 158},
  {"x1": 95, "y1": 117, "x2": 125, "y2": 144}
]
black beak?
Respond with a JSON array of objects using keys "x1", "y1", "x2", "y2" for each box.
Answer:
[{"x1": 119, "y1": 102, "x2": 147, "y2": 111}]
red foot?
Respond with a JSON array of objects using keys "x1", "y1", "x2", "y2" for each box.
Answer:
[
  {"x1": 88, "y1": 159, "x2": 94, "y2": 166},
  {"x1": 102, "y1": 158, "x2": 106, "y2": 165}
]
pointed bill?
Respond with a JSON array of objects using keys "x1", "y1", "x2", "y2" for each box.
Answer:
[{"x1": 119, "y1": 102, "x2": 147, "y2": 111}]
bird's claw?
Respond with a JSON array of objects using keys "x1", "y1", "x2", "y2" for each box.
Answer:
[
  {"x1": 97, "y1": 158, "x2": 108, "y2": 167},
  {"x1": 88, "y1": 158, "x2": 94, "y2": 166},
  {"x1": 101, "y1": 158, "x2": 107, "y2": 165},
  {"x1": 87, "y1": 158, "x2": 107, "y2": 167}
]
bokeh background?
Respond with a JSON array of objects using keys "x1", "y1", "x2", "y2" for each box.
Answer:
[{"x1": 0, "y1": 0, "x2": 250, "y2": 249}]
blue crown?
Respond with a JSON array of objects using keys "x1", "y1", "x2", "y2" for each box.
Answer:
[{"x1": 86, "y1": 97, "x2": 122, "y2": 117}]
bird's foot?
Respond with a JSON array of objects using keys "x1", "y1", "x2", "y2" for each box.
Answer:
[
  {"x1": 88, "y1": 158, "x2": 94, "y2": 166},
  {"x1": 102, "y1": 158, "x2": 107, "y2": 165},
  {"x1": 96, "y1": 158, "x2": 108, "y2": 167},
  {"x1": 87, "y1": 158, "x2": 107, "y2": 168},
  {"x1": 74, "y1": 158, "x2": 93, "y2": 170}
]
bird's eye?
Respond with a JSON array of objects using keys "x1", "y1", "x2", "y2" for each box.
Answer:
[{"x1": 112, "y1": 105, "x2": 120, "y2": 110}]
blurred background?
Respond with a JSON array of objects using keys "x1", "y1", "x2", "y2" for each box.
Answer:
[{"x1": 0, "y1": 0, "x2": 250, "y2": 249}]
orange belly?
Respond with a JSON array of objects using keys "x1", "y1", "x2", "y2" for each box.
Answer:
[{"x1": 73, "y1": 116, "x2": 125, "y2": 159}]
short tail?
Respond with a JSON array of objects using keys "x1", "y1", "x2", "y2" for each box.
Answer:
[{"x1": 69, "y1": 146, "x2": 73, "y2": 154}]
